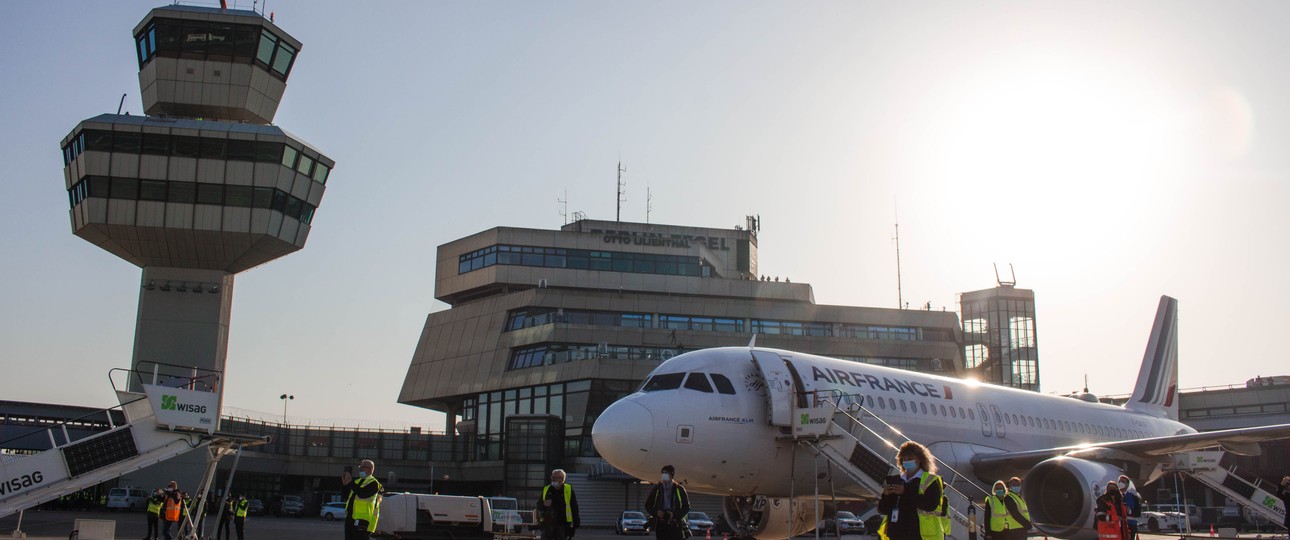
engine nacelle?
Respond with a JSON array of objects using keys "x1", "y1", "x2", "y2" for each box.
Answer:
[
  {"x1": 1023, "y1": 457, "x2": 1126, "y2": 539},
  {"x1": 723, "y1": 495, "x2": 822, "y2": 540}
]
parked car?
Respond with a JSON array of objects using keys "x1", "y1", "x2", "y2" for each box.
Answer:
[
  {"x1": 1151, "y1": 503, "x2": 1201, "y2": 529},
  {"x1": 105, "y1": 487, "x2": 149, "y2": 511},
  {"x1": 320, "y1": 501, "x2": 347, "y2": 521},
  {"x1": 817, "y1": 510, "x2": 866, "y2": 535},
  {"x1": 246, "y1": 499, "x2": 265, "y2": 515},
  {"x1": 617, "y1": 511, "x2": 651, "y2": 535},
  {"x1": 687, "y1": 512, "x2": 716, "y2": 533},
  {"x1": 274, "y1": 495, "x2": 304, "y2": 517}
]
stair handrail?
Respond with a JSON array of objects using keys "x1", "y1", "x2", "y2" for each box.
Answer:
[
  {"x1": 804, "y1": 388, "x2": 993, "y2": 503},
  {"x1": 0, "y1": 395, "x2": 146, "y2": 450},
  {"x1": 107, "y1": 361, "x2": 222, "y2": 394}
]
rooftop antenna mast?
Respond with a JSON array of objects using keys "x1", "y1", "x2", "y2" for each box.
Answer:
[
  {"x1": 893, "y1": 205, "x2": 904, "y2": 310},
  {"x1": 558, "y1": 190, "x2": 569, "y2": 225},
  {"x1": 646, "y1": 185, "x2": 652, "y2": 224},
  {"x1": 616, "y1": 161, "x2": 626, "y2": 222}
]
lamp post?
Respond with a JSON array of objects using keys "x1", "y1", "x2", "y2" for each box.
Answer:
[{"x1": 279, "y1": 393, "x2": 294, "y2": 425}]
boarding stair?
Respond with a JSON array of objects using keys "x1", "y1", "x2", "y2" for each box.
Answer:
[
  {"x1": 0, "y1": 363, "x2": 266, "y2": 522},
  {"x1": 1165, "y1": 450, "x2": 1287, "y2": 530},
  {"x1": 786, "y1": 390, "x2": 987, "y2": 540}
]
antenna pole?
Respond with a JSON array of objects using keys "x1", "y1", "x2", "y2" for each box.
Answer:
[
  {"x1": 646, "y1": 185, "x2": 652, "y2": 224},
  {"x1": 558, "y1": 190, "x2": 568, "y2": 225},
  {"x1": 894, "y1": 210, "x2": 903, "y2": 310},
  {"x1": 616, "y1": 161, "x2": 626, "y2": 222},
  {"x1": 116, "y1": 93, "x2": 127, "y2": 115}
]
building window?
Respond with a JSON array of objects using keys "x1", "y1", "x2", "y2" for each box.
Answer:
[{"x1": 458, "y1": 244, "x2": 711, "y2": 278}]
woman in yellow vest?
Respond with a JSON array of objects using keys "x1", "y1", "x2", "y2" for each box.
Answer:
[
  {"x1": 983, "y1": 481, "x2": 1030, "y2": 540},
  {"x1": 877, "y1": 441, "x2": 944, "y2": 540}
]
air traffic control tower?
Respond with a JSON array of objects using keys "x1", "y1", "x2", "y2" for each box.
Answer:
[{"x1": 59, "y1": 6, "x2": 333, "y2": 397}]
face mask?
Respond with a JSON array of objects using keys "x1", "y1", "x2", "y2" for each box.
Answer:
[
  {"x1": 661, "y1": 473, "x2": 671, "y2": 482},
  {"x1": 358, "y1": 471, "x2": 368, "y2": 478},
  {"x1": 994, "y1": 490, "x2": 1006, "y2": 497},
  {"x1": 1119, "y1": 482, "x2": 1128, "y2": 490},
  {"x1": 902, "y1": 460, "x2": 918, "y2": 472},
  {"x1": 1010, "y1": 486, "x2": 1020, "y2": 493},
  {"x1": 552, "y1": 480, "x2": 562, "y2": 487}
]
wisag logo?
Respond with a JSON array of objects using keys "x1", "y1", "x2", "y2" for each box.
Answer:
[
  {"x1": 161, "y1": 394, "x2": 207, "y2": 414},
  {"x1": 798, "y1": 413, "x2": 825, "y2": 425}
]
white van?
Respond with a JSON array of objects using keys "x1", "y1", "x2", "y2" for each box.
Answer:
[
  {"x1": 1151, "y1": 504, "x2": 1201, "y2": 528},
  {"x1": 106, "y1": 487, "x2": 149, "y2": 511}
]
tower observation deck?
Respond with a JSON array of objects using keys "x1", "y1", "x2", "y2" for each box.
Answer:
[{"x1": 59, "y1": 5, "x2": 334, "y2": 398}]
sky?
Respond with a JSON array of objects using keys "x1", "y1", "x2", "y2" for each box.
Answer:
[{"x1": 3, "y1": 1, "x2": 1288, "y2": 432}]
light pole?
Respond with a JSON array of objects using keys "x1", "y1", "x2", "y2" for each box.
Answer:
[{"x1": 279, "y1": 393, "x2": 294, "y2": 425}]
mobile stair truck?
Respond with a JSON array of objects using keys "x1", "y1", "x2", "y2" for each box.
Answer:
[{"x1": 0, "y1": 363, "x2": 267, "y2": 539}]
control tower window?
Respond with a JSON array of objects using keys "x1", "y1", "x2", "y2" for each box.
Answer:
[
  {"x1": 272, "y1": 42, "x2": 297, "y2": 76},
  {"x1": 256, "y1": 30, "x2": 277, "y2": 65}
]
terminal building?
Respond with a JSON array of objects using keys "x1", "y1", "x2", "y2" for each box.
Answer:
[{"x1": 396, "y1": 218, "x2": 965, "y2": 513}]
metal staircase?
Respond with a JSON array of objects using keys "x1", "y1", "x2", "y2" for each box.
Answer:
[
  {"x1": 0, "y1": 364, "x2": 266, "y2": 522},
  {"x1": 790, "y1": 391, "x2": 988, "y2": 540},
  {"x1": 1166, "y1": 450, "x2": 1287, "y2": 530}
]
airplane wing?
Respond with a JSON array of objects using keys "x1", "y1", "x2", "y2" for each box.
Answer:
[{"x1": 970, "y1": 423, "x2": 1290, "y2": 472}]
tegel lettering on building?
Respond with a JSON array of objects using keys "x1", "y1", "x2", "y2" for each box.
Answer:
[
  {"x1": 587, "y1": 229, "x2": 730, "y2": 251},
  {"x1": 810, "y1": 365, "x2": 950, "y2": 399}
]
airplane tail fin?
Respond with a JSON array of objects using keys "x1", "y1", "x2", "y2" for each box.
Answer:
[{"x1": 1125, "y1": 295, "x2": 1180, "y2": 420}]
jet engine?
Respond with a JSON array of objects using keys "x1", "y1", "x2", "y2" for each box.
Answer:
[
  {"x1": 723, "y1": 495, "x2": 822, "y2": 540},
  {"x1": 1023, "y1": 457, "x2": 1126, "y2": 539}
]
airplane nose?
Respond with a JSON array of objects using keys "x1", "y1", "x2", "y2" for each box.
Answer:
[{"x1": 592, "y1": 399, "x2": 653, "y2": 472}]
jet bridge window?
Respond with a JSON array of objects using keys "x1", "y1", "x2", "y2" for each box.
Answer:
[
  {"x1": 710, "y1": 374, "x2": 736, "y2": 395},
  {"x1": 642, "y1": 373, "x2": 685, "y2": 392},
  {"x1": 683, "y1": 373, "x2": 714, "y2": 393}
]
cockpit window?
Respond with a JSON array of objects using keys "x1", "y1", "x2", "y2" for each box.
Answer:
[
  {"x1": 641, "y1": 373, "x2": 685, "y2": 392},
  {"x1": 710, "y1": 374, "x2": 736, "y2": 395},
  {"x1": 683, "y1": 373, "x2": 714, "y2": 393}
]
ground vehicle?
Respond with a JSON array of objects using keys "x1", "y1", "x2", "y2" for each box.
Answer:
[
  {"x1": 105, "y1": 487, "x2": 149, "y2": 511},
  {"x1": 1151, "y1": 503, "x2": 1201, "y2": 528},
  {"x1": 1140, "y1": 505, "x2": 1187, "y2": 532},
  {"x1": 687, "y1": 512, "x2": 715, "y2": 533},
  {"x1": 617, "y1": 511, "x2": 651, "y2": 535},
  {"x1": 320, "y1": 501, "x2": 347, "y2": 520},
  {"x1": 378, "y1": 493, "x2": 536, "y2": 539},
  {"x1": 817, "y1": 510, "x2": 865, "y2": 534},
  {"x1": 247, "y1": 499, "x2": 265, "y2": 515},
  {"x1": 275, "y1": 494, "x2": 305, "y2": 517}
]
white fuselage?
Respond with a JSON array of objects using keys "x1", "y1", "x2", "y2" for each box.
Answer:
[{"x1": 592, "y1": 346, "x2": 1193, "y2": 499}]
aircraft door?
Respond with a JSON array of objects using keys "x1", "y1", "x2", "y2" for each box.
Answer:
[
  {"x1": 990, "y1": 404, "x2": 1007, "y2": 438},
  {"x1": 976, "y1": 402, "x2": 993, "y2": 437},
  {"x1": 751, "y1": 350, "x2": 797, "y2": 427}
]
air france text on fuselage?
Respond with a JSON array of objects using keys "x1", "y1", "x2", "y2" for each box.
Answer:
[{"x1": 809, "y1": 365, "x2": 952, "y2": 399}]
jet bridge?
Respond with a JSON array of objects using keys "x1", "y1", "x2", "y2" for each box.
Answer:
[{"x1": 0, "y1": 364, "x2": 266, "y2": 521}]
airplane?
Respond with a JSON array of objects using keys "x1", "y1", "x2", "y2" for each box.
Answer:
[{"x1": 591, "y1": 296, "x2": 1290, "y2": 539}]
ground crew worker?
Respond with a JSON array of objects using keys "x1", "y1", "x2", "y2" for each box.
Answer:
[
  {"x1": 161, "y1": 482, "x2": 182, "y2": 540},
  {"x1": 877, "y1": 441, "x2": 944, "y2": 540},
  {"x1": 215, "y1": 495, "x2": 234, "y2": 540},
  {"x1": 342, "y1": 459, "x2": 383, "y2": 540},
  {"x1": 144, "y1": 488, "x2": 164, "y2": 540},
  {"x1": 1006, "y1": 477, "x2": 1031, "y2": 540},
  {"x1": 984, "y1": 481, "x2": 1030, "y2": 540},
  {"x1": 538, "y1": 468, "x2": 580, "y2": 540},
  {"x1": 645, "y1": 465, "x2": 690, "y2": 540},
  {"x1": 234, "y1": 494, "x2": 248, "y2": 540}
]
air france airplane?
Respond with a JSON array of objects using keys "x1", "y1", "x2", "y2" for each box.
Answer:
[{"x1": 592, "y1": 296, "x2": 1290, "y2": 539}]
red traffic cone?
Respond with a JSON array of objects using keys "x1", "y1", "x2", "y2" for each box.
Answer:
[
  {"x1": 723, "y1": 534, "x2": 728, "y2": 540},
  {"x1": 706, "y1": 529, "x2": 712, "y2": 540},
  {"x1": 1210, "y1": 524, "x2": 1216, "y2": 537}
]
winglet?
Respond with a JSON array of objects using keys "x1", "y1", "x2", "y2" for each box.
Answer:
[
  {"x1": 1126, "y1": 296, "x2": 1180, "y2": 420},
  {"x1": 748, "y1": 334, "x2": 757, "y2": 349}
]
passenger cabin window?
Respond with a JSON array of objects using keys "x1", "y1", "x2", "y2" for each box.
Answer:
[
  {"x1": 710, "y1": 374, "x2": 736, "y2": 395},
  {"x1": 683, "y1": 373, "x2": 714, "y2": 393},
  {"x1": 642, "y1": 373, "x2": 684, "y2": 392}
]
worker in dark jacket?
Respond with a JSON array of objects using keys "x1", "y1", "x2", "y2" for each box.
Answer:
[
  {"x1": 538, "y1": 468, "x2": 580, "y2": 540},
  {"x1": 877, "y1": 441, "x2": 944, "y2": 540},
  {"x1": 646, "y1": 465, "x2": 691, "y2": 540},
  {"x1": 342, "y1": 459, "x2": 383, "y2": 540}
]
